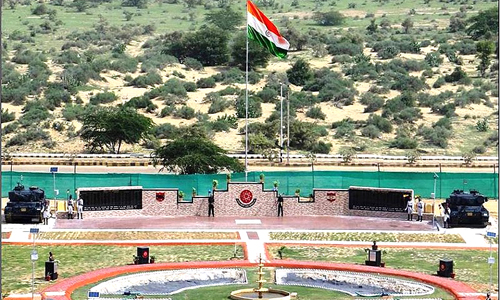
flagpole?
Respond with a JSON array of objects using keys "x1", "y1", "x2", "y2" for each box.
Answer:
[
  {"x1": 245, "y1": 1, "x2": 249, "y2": 182},
  {"x1": 287, "y1": 89, "x2": 290, "y2": 165},
  {"x1": 280, "y1": 83, "x2": 283, "y2": 163}
]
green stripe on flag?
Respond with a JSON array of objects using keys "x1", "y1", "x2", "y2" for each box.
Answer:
[{"x1": 247, "y1": 26, "x2": 287, "y2": 59}]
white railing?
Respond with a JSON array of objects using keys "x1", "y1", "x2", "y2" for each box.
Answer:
[{"x1": 1, "y1": 152, "x2": 497, "y2": 163}]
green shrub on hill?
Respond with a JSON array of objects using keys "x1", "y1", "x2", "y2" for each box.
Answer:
[
  {"x1": 287, "y1": 58, "x2": 313, "y2": 86},
  {"x1": 124, "y1": 97, "x2": 157, "y2": 112},
  {"x1": 128, "y1": 72, "x2": 163, "y2": 87},
  {"x1": 310, "y1": 141, "x2": 332, "y2": 154},
  {"x1": 154, "y1": 123, "x2": 179, "y2": 139},
  {"x1": 90, "y1": 92, "x2": 118, "y2": 105},
  {"x1": 332, "y1": 118, "x2": 355, "y2": 139},
  {"x1": 306, "y1": 106, "x2": 326, "y2": 120},
  {"x1": 44, "y1": 83, "x2": 72, "y2": 108},
  {"x1": 184, "y1": 57, "x2": 204, "y2": 70},
  {"x1": 6, "y1": 128, "x2": 51, "y2": 147},
  {"x1": 2, "y1": 122, "x2": 19, "y2": 135},
  {"x1": 360, "y1": 93, "x2": 384, "y2": 113},
  {"x1": 444, "y1": 67, "x2": 471, "y2": 85},
  {"x1": 197, "y1": 77, "x2": 217, "y2": 88},
  {"x1": 1, "y1": 109, "x2": 15, "y2": 123},
  {"x1": 109, "y1": 55, "x2": 139, "y2": 73},
  {"x1": 361, "y1": 125, "x2": 380, "y2": 139},
  {"x1": 366, "y1": 114, "x2": 393, "y2": 133},
  {"x1": 303, "y1": 68, "x2": 356, "y2": 106},
  {"x1": 62, "y1": 104, "x2": 85, "y2": 121},
  {"x1": 174, "y1": 106, "x2": 196, "y2": 119},
  {"x1": 19, "y1": 101, "x2": 51, "y2": 127},
  {"x1": 235, "y1": 95, "x2": 262, "y2": 118},
  {"x1": 54, "y1": 50, "x2": 82, "y2": 65}
]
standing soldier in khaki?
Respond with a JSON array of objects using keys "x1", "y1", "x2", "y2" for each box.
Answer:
[
  {"x1": 416, "y1": 198, "x2": 424, "y2": 222},
  {"x1": 67, "y1": 195, "x2": 74, "y2": 219},
  {"x1": 406, "y1": 196, "x2": 414, "y2": 221},
  {"x1": 77, "y1": 196, "x2": 84, "y2": 219}
]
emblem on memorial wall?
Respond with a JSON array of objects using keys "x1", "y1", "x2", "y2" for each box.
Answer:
[
  {"x1": 236, "y1": 189, "x2": 256, "y2": 208},
  {"x1": 327, "y1": 192, "x2": 337, "y2": 202},
  {"x1": 156, "y1": 192, "x2": 165, "y2": 202}
]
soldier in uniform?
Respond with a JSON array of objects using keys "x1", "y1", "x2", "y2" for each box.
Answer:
[
  {"x1": 406, "y1": 196, "x2": 414, "y2": 221},
  {"x1": 43, "y1": 203, "x2": 50, "y2": 225},
  {"x1": 67, "y1": 196, "x2": 74, "y2": 219},
  {"x1": 416, "y1": 198, "x2": 424, "y2": 222},
  {"x1": 208, "y1": 191, "x2": 215, "y2": 217},
  {"x1": 277, "y1": 194, "x2": 284, "y2": 217},
  {"x1": 77, "y1": 196, "x2": 84, "y2": 219}
]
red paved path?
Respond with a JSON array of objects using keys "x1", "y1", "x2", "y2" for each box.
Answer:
[{"x1": 54, "y1": 215, "x2": 433, "y2": 230}]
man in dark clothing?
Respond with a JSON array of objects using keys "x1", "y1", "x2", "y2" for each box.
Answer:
[
  {"x1": 208, "y1": 193, "x2": 215, "y2": 217},
  {"x1": 277, "y1": 194, "x2": 284, "y2": 217}
]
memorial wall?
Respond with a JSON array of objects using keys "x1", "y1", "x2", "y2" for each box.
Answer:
[{"x1": 68, "y1": 183, "x2": 414, "y2": 219}]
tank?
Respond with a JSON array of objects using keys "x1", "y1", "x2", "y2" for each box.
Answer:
[
  {"x1": 443, "y1": 190, "x2": 489, "y2": 227},
  {"x1": 4, "y1": 183, "x2": 46, "y2": 223}
]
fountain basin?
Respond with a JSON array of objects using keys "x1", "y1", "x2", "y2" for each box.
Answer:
[{"x1": 230, "y1": 288, "x2": 291, "y2": 300}]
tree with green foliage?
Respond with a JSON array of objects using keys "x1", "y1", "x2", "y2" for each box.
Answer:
[
  {"x1": 401, "y1": 18, "x2": 413, "y2": 34},
  {"x1": 287, "y1": 58, "x2": 313, "y2": 86},
  {"x1": 165, "y1": 26, "x2": 229, "y2": 66},
  {"x1": 313, "y1": 11, "x2": 345, "y2": 26},
  {"x1": 152, "y1": 136, "x2": 244, "y2": 174},
  {"x1": 231, "y1": 32, "x2": 270, "y2": 70},
  {"x1": 476, "y1": 40, "x2": 495, "y2": 77},
  {"x1": 448, "y1": 16, "x2": 466, "y2": 33},
  {"x1": 205, "y1": 7, "x2": 242, "y2": 31},
  {"x1": 466, "y1": 7, "x2": 498, "y2": 40},
  {"x1": 80, "y1": 106, "x2": 153, "y2": 154},
  {"x1": 283, "y1": 26, "x2": 309, "y2": 51},
  {"x1": 366, "y1": 19, "x2": 378, "y2": 34},
  {"x1": 122, "y1": 0, "x2": 148, "y2": 8}
]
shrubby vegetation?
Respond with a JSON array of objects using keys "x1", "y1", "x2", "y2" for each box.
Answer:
[{"x1": 1, "y1": 0, "x2": 497, "y2": 156}]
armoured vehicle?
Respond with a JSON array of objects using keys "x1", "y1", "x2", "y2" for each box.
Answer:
[
  {"x1": 4, "y1": 184, "x2": 46, "y2": 223},
  {"x1": 443, "y1": 190, "x2": 489, "y2": 227}
]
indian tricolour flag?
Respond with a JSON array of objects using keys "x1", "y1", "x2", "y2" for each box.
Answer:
[{"x1": 247, "y1": 0, "x2": 290, "y2": 58}]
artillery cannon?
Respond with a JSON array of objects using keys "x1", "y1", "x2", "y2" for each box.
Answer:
[
  {"x1": 443, "y1": 189, "x2": 489, "y2": 228},
  {"x1": 4, "y1": 183, "x2": 46, "y2": 223}
]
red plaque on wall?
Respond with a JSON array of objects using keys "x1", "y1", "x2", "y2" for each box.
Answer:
[
  {"x1": 327, "y1": 192, "x2": 337, "y2": 202},
  {"x1": 237, "y1": 189, "x2": 256, "y2": 208},
  {"x1": 156, "y1": 192, "x2": 165, "y2": 202}
]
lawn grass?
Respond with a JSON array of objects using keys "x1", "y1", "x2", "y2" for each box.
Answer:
[
  {"x1": 71, "y1": 267, "x2": 454, "y2": 300},
  {"x1": 37, "y1": 231, "x2": 238, "y2": 240},
  {"x1": 0, "y1": 244, "x2": 243, "y2": 295},
  {"x1": 268, "y1": 245, "x2": 499, "y2": 293},
  {"x1": 270, "y1": 232, "x2": 465, "y2": 243}
]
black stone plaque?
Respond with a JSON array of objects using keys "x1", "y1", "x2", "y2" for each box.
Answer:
[
  {"x1": 80, "y1": 189, "x2": 142, "y2": 211},
  {"x1": 348, "y1": 188, "x2": 410, "y2": 212}
]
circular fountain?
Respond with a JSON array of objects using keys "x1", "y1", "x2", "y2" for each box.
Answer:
[{"x1": 230, "y1": 256, "x2": 291, "y2": 300}]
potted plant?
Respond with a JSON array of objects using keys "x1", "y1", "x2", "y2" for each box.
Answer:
[
  {"x1": 212, "y1": 179, "x2": 218, "y2": 190},
  {"x1": 226, "y1": 173, "x2": 231, "y2": 183},
  {"x1": 273, "y1": 180, "x2": 279, "y2": 191},
  {"x1": 259, "y1": 173, "x2": 265, "y2": 183},
  {"x1": 192, "y1": 187, "x2": 197, "y2": 197},
  {"x1": 178, "y1": 191, "x2": 185, "y2": 201},
  {"x1": 295, "y1": 188, "x2": 301, "y2": 196},
  {"x1": 150, "y1": 256, "x2": 155, "y2": 263}
]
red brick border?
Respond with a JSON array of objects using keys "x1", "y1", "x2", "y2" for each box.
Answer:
[{"x1": 40, "y1": 259, "x2": 486, "y2": 300}]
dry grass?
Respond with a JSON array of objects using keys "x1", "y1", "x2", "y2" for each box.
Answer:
[
  {"x1": 37, "y1": 231, "x2": 238, "y2": 240},
  {"x1": 270, "y1": 232, "x2": 465, "y2": 243}
]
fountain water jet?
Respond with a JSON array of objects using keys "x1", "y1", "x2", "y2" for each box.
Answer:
[{"x1": 230, "y1": 255, "x2": 292, "y2": 300}]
